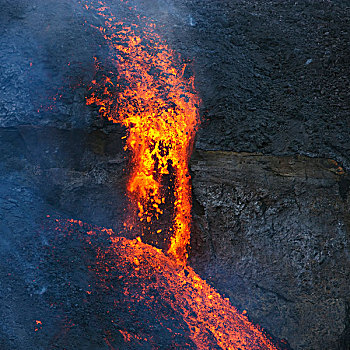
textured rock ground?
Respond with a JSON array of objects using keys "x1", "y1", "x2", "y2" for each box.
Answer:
[
  {"x1": 0, "y1": 0, "x2": 349, "y2": 349},
  {"x1": 190, "y1": 150, "x2": 350, "y2": 349},
  {"x1": 0, "y1": 126, "x2": 127, "y2": 350}
]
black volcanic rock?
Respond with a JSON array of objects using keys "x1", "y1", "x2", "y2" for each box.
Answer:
[
  {"x1": 0, "y1": 0, "x2": 349, "y2": 349},
  {"x1": 190, "y1": 150, "x2": 350, "y2": 349}
]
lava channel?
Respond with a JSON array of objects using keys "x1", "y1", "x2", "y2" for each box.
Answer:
[{"x1": 47, "y1": 1, "x2": 291, "y2": 349}]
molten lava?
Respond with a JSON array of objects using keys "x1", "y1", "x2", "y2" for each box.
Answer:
[
  {"x1": 85, "y1": 1, "x2": 199, "y2": 264},
  {"x1": 49, "y1": 1, "x2": 291, "y2": 349},
  {"x1": 51, "y1": 218, "x2": 283, "y2": 350}
]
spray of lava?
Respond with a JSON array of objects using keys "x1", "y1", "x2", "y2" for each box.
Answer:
[
  {"x1": 75, "y1": 1, "x2": 286, "y2": 349},
  {"x1": 85, "y1": 0, "x2": 199, "y2": 264}
]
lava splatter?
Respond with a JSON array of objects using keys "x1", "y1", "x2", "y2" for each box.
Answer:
[{"x1": 85, "y1": 0, "x2": 199, "y2": 264}]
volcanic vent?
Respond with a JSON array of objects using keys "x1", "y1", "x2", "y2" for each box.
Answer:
[{"x1": 48, "y1": 1, "x2": 289, "y2": 349}]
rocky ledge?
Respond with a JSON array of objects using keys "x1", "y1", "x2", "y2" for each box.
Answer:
[{"x1": 190, "y1": 150, "x2": 350, "y2": 350}]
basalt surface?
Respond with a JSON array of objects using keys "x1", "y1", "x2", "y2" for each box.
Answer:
[
  {"x1": 190, "y1": 150, "x2": 350, "y2": 349},
  {"x1": 1, "y1": 0, "x2": 349, "y2": 349}
]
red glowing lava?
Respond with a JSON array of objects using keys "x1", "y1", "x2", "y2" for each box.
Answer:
[
  {"x1": 85, "y1": 0, "x2": 199, "y2": 264},
  {"x1": 51, "y1": 218, "x2": 284, "y2": 350},
  {"x1": 46, "y1": 1, "x2": 291, "y2": 349}
]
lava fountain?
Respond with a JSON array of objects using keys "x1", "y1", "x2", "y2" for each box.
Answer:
[
  {"x1": 62, "y1": 0, "x2": 289, "y2": 349},
  {"x1": 85, "y1": 0, "x2": 199, "y2": 264}
]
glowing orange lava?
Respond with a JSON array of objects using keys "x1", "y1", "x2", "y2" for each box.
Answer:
[
  {"x1": 71, "y1": 2, "x2": 287, "y2": 349},
  {"x1": 85, "y1": 1, "x2": 199, "y2": 264},
  {"x1": 52, "y1": 218, "x2": 283, "y2": 350}
]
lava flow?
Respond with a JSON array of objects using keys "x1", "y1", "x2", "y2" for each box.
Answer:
[
  {"x1": 65, "y1": 1, "x2": 287, "y2": 349},
  {"x1": 51, "y1": 218, "x2": 284, "y2": 350},
  {"x1": 85, "y1": 0, "x2": 199, "y2": 264}
]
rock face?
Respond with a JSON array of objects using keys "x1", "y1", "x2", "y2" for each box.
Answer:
[
  {"x1": 182, "y1": 0, "x2": 350, "y2": 170},
  {"x1": 190, "y1": 150, "x2": 350, "y2": 349},
  {"x1": 1, "y1": 0, "x2": 349, "y2": 349}
]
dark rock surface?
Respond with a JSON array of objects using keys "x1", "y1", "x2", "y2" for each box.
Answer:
[
  {"x1": 0, "y1": 126, "x2": 128, "y2": 350},
  {"x1": 190, "y1": 150, "x2": 350, "y2": 349},
  {"x1": 1, "y1": 0, "x2": 349, "y2": 349},
  {"x1": 183, "y1": 0, "x2": 350, "y2": 170}
]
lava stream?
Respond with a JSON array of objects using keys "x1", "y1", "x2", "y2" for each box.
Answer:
[
  {"x1": 52, "y1": 218, "x2": 283, "y2": 350},
  {"x1": 77, "y1": 1, "x2": 286, "y2": 349},
  {"x1": 85, "y1": 0, "x2": 199, "y2": 264}
]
